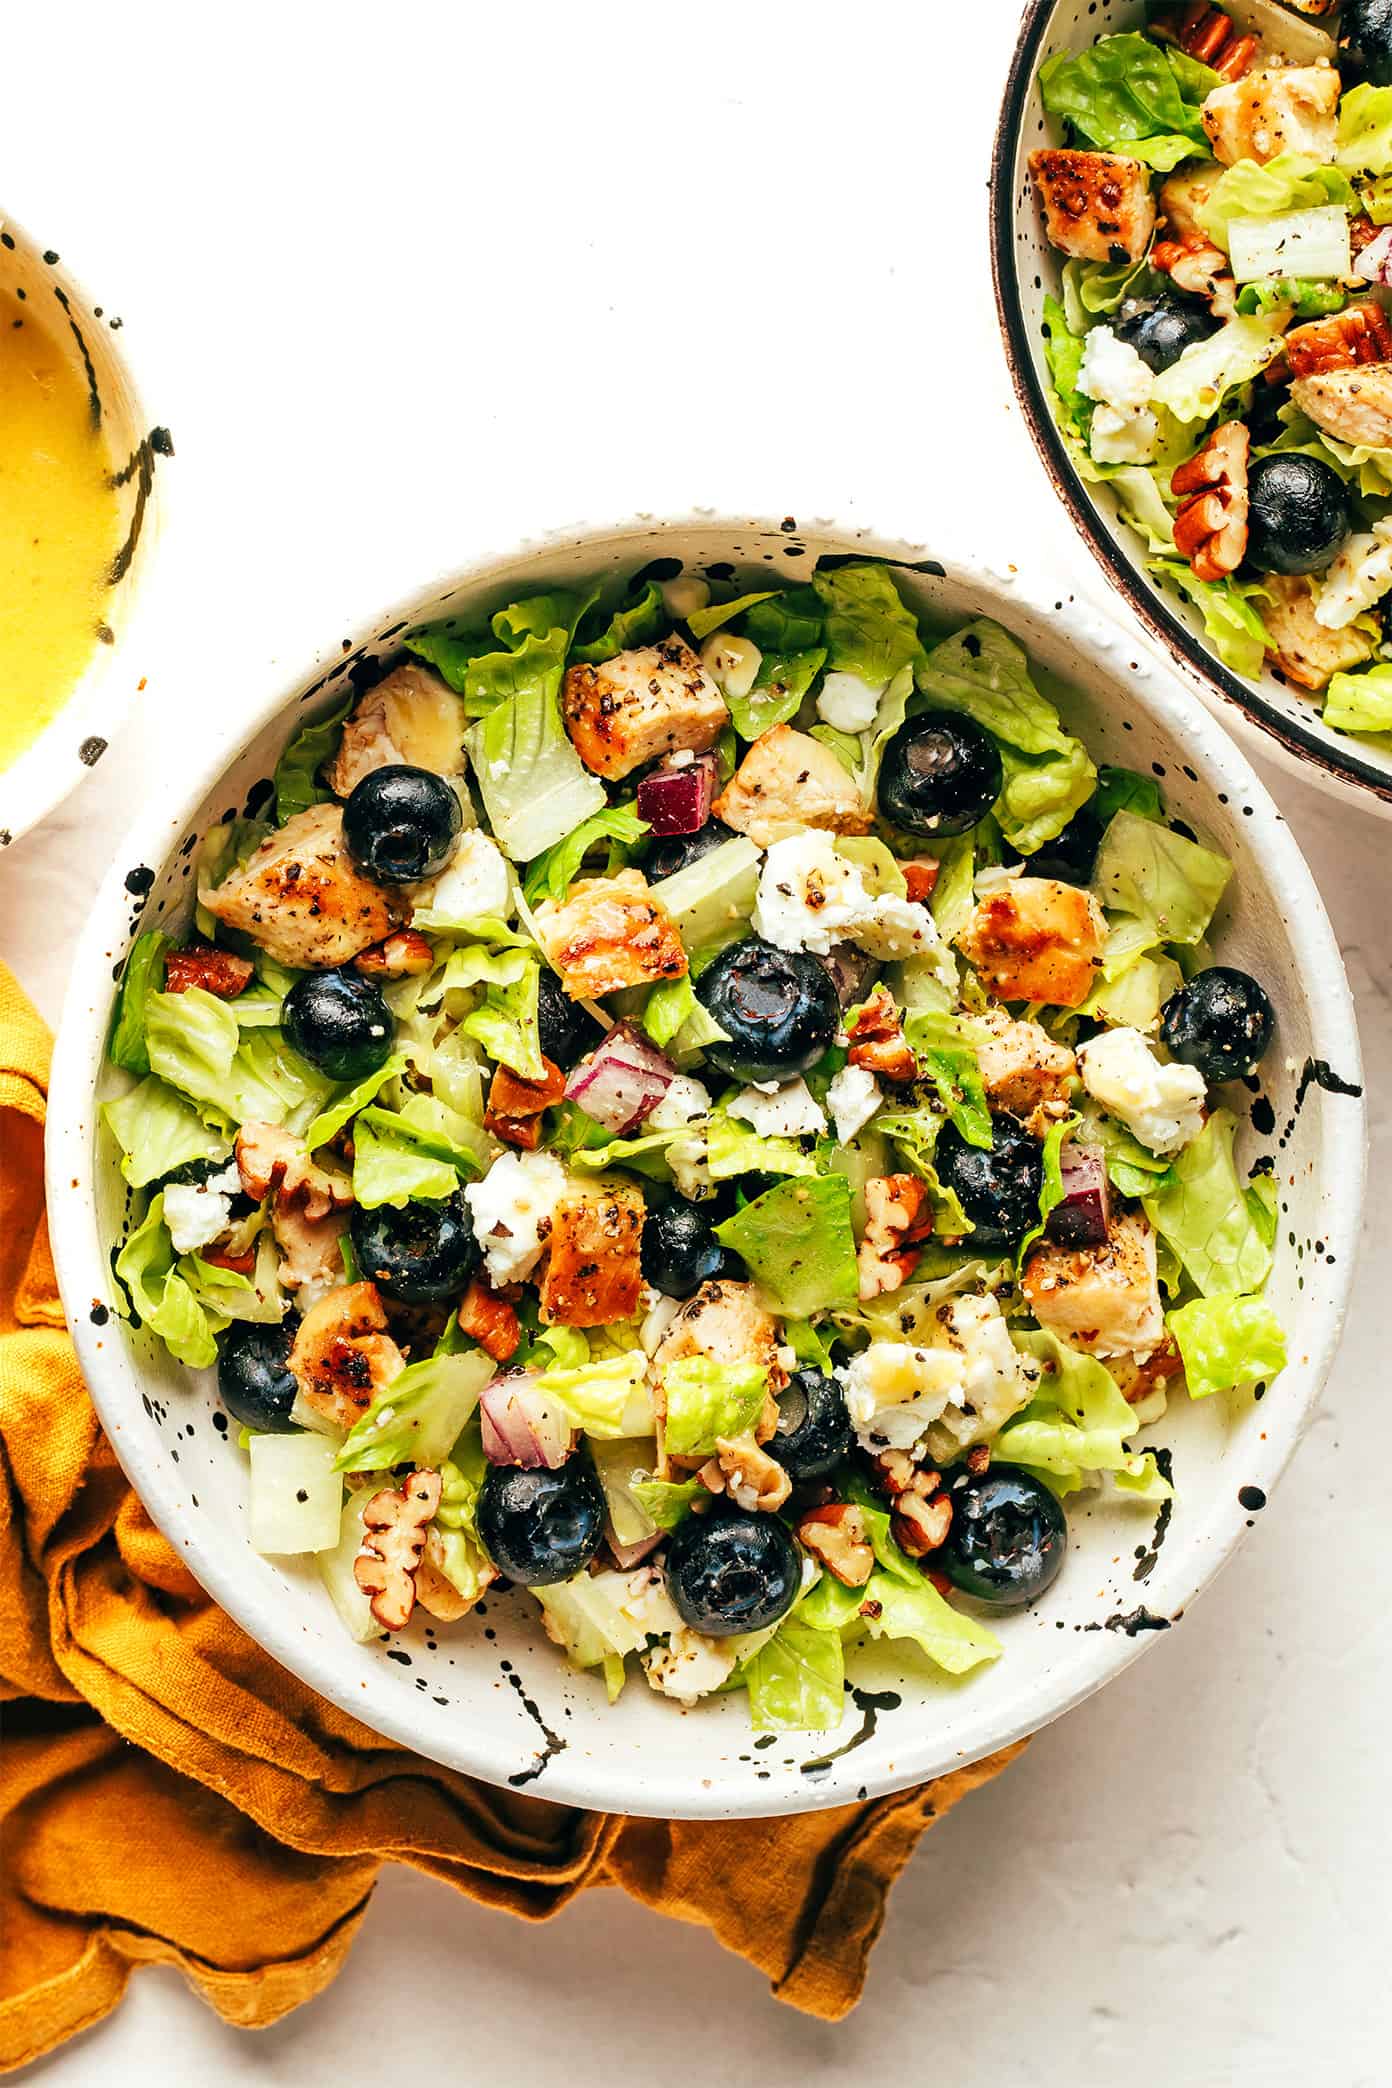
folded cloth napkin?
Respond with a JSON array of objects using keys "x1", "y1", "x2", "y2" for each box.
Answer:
[{"x1": 0, "y1": 959, "x2": 1024, "y2": 2069}]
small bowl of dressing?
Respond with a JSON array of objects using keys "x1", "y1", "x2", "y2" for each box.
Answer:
[{"x1": 0, "y1": 208, "x2": 168, "y2": 845}]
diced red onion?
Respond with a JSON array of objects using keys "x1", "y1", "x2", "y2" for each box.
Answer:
[
  {"x1": 480, "y1": 1374, "x2": 573, "y2": 1468},
  {"x1": 1354, "y1": 227, "x2": 1392, "y2": 286},
  {"x1": 1045, "y1": 1143, "x2": 1111, "y2": 1249},
  {"x1": 636, "y1": 753, "x2": 716, "y2": 836},
  {"x1": 564, "y1": 1020, "x2": 675, "y2": 1133},
  {"x1": 607, "y1": 1530, "x2": 663, "y2": 1569}
]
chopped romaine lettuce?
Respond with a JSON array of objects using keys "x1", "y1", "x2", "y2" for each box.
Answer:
[
  {"x1": 873, "y1": 1104, "x2": 974, "y2": 1235},
  {"x1": 1195, "y1": 154, "x2": 1355, "y2": 250},
  {"x1": 1143, "y1": 1110, "x2": 1273, "y2": 1298},
  {"x1": 430, "y1": 1428, "x2": 494, "y2": 1604},
  {"x1": 649, "y1": 834, "x2": 760, "y2": 953},
  {"x1": 629, "y1": 1474, "x2": 703, "y2": 1531},
  {"x1": 1324, "y1": 665, "x2": 1392, "y2": 735},
  {"x1": 1168, "y1": 1291, "x2": 1287, "y2": 1400},
  {"x1": 1017, "y1": 1114, "x2": 1083, "y2": 1265},
  {"x1": 725, "y1": 646, "x2": 827, "y2": 741},
  {"x1": 334, "y1": 1340, "x2": 492, "y2": 1474},
  {"x1": 902, "y1": 1007, "x2": 991, "y2": 1149},
  {"x1": 522, "y1": 801, "x2": 649, "y2": 906},
  {"x1": 661, "y1": 1357, "x2": 771, "y2": 1459},
  {"x1": 113, "y1": 1195, "x2": 220, "y2": 1369},
  {"x1": 102, "y1": 1076, "x2": 230, "y2": 1188},
  {"x1": 1091, "y1": 808, "x2": 1231, "y2": 947},
  {"x1": 587, "y1": 1438, "x2": 660, "y2": 1546},
  {"x1": 1038, "y1": 33, "x2": 1213, "y2": 163},
  {"x1": 303, "y1": 1052, "x2": 409, "y2": 1153},
  {"x1": 145, "y1": 988, "x2": 335, "y2": 1131},
  {"x1": 715, "y1": 1173, "x2": 859, "y2": 1318},
  {"x1": 534, "y1": 1352, "x2": 651, "y2": 1439},
  {"x1": 741, "y1": 587, "x2": 826, "y2": 653},
  {"x1": 1149, "y1": 560, "x2": 1271, "y2": 680},
  {"x1": 273, "y1": 691, "x2": 353, "y2": 824},
  {"x1": 1336, "y1": 82, "x2": 1392, "y2": 175},
  {"x1": 108, "y1": 931, "x2": 168, "y2": 1076},
  {"x1": 571, "y1": 579, "x2": 667, "y2": 662},
  {"x1": 1228, "y1": 206, "x2": 1350, "y2": 286},
  {"x1": 856, "y1": 1569, "x2": 1002, "y2": 1674},
  {"x1": 685, "y1": 590, "x2": 779, "y2": 642},
  {"x1": 997, "y1": 1329, "x2": 1139, "y2": 1493},
  {"x1": 742, "y1": 1617, "x2": 846, "y2": 1733},
  {"x1": 1150, "y1": 314, "x2": 1287, "y2": 425},
  {"x1": 812, "y1": 563, "x2": 925, "y2": 688},
  {"x1": 465, "y1": 630, "x2": 606, "y2": 861},
  {"x1": 351, "y1": 1103, "x2": 481, "y2": 1208},
  {"x1": 1235, "y1": 277, "x2": 1347, "y2": 319},
  {"x1": 248, "y1": 1433, "x2": 343, "y2": 1555},
  {"x1": 453, "y1": 947, "x2": 543, "y2": 1080},
  {"x1": 316, "y1": 1484, "x2": 386, "y2": 1642},
  {"x1": 181, "y1": 1232, "x2": 286, "y2": 1327},
  {"x1": 1095, "y1": 764, "x2": 1163, "y2": 826}
]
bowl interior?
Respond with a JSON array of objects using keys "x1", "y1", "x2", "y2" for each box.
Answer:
[
  {"x1": 0, "y1": 210, "x2": 164, "y2": 843},
  {"x1": 992, "y1": 0, "x2": 1392, "y2": 812},
  {"x1": 50, "y1": 518, "x2": 1364, "y2": 1818}
]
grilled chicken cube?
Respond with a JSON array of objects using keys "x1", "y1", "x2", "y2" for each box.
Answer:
[
  {"x1": 1201, "y1": 62, "x2": 1338, "y2": 166},
  {"x1": 712, "y1": 723, "x2": 872, "y2": 848},
  {"x1": 1158, "y1": 161, "x2": 1224, "y2": 243},
  {"x1": 200, "y1": 803, "x2": 401, "y2": 970},
  {"x1": 289, "y1": 1281, "x2": 406, "y2": 1431},
  {"x1": 562, "y1": 637, "x2": 728, "y2": 781},
  {"x1": 974, "y1": 1008, "x2": 1077, "y2": 1116},
  {"x1": 1259, "y1": 572, "x2": 1379, "y2": 690},
  {"x1": 1291, "y1": 365, "x2": 1392, "y2": 452},
  {"x1": 534, "y1": 868, "x2": 688, "y2": 999},
  {"x1": 1021, "y1": 1211, "x2": 1166, "y2": 1358},
  {"x1": 537, "y1": 1177, "x2": 645, "y2": 1327},
  {"x1": 957, "y1": 877, "x2": 1105, "y2": 1008},
  {"x1": 1027, "y1": 148, "x2": 1156, "y2": 264},
  {"x1": 325, "y1": 662, "x2": 467, "y2": 797}
]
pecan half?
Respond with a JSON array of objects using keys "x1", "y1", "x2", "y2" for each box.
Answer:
[
  {"x1": 857, "y1": 1173, "x2": 933, "y2": 1300},
  {"x1": 797, "y1": 1503, "x2": 874, "y2": 1588},
  {"x1": 354, "y1": 928, "x2": 435, "y2": 978},
  {"x1": 871, "y1": 1450, "x2": 953, "y2": 1558},
  {"x1": 846, "y1": 985, "x2": 916, "y2": 1084},
  {"x1": 1172, "y1": 421, "x2": 1250, "y2": 583},
  {"x1": 164, "y1": 943, "x2": 255, "y2": 999},
  {"x1": 698, "y1": 1432, "x2": 791, "y2": 1514},
  {"x1": 1149, "y1": 4, "x2": 1257, "y2": 80},
  {"x1": 353, "y1": 1467, "x2": 442, "y2": 1630},
  {"x1": 1285, "y1": 302, "x2": 1392, "y2": 379},
  {"x1": 1151, "y1": 234, "x2": 1237, "y2": 319}
]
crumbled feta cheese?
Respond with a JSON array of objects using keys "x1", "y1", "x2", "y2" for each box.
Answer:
[
  {"x1": 660, "y1": 573, "x2": 711, "y2": 621},
  {"x1": 464, "y1": 1149, "x2": 567, "y2": 1286},
  {"x1": 699, "y1": 631, "x2": 762, "y2": 699},
  {"x1": 752, "y1": 829, "x2": 941, "y2": 961},
  {"x1": 1077, "y1": 326, "x2": 1155, "y2": 414},
  {"x1": 1315, "y1": 519, "x2": 1392, "y2": 630},
  {"x1": 1076, "y1": 1026, "x2": 1207, "y2": 1157},
  {"x1": 728, "y1": 1076, "x2": 827, "y2": 1139},
  {"x1": 644, "y1": 1625, "x2": 739, "y2": 1704},
  {"x1": 648, "y1": 1074, "x2": 711, "y2": 1130},
  {"x1": 1088, "y1": 403, "x2": 1159, "y2": 465},
  {"x1": 162, "y1": 1161, "x2": 241, "y2": 1256},
  {"x1": 825, "y1": 1061, "x2": 882, "y2": 1142},
  {"x1": 816, "y1": 670, "x2": 884, "y2": 733},
  {"x1": 618, "y1": 1566, "x2": 684, "y2": 1640},
  {"x1": 413, "y1": 827, "x2": 512, "y2": 923},
  {"x1": 837, "y1": 1295, "x2": 1037, "y2": 1458}
]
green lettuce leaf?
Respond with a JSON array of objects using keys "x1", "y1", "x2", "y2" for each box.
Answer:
[
  {"x1": 706, "y1": 1108, "x2": 821, "y2": 1182},
  {"x1": 742, "y1": 587, "x2": 825, "y2": 653},
  {"x1": 1042, "y1": 295, "x2": 1089, "y2": 440},
  {"x1": 570, "y1": 580, "x2": 666, "y2": 662},
  {"x1": 662, "y1": 1357, "x2": 771, "y2": 1459},
  {"x1": 335, "y1": 1341, "x2": 493, "y2": 1473},
  {"x1": 858, "y1": 1568, "x2": 1002, "y2": 1673},
  {"x1": 811, "y1": 563, "x2": 925, "y2": 687},
  {"x1": 108, "y1": 931, "x2": 168, "y2": 1075},
  {"x1": 431, "y1": 1428, "x2": 494, "y2": 1604},
  {"x1": 1143, "y1": 1110, "x2": 1272, "y2": 1297},
  {"x1": 1324, "y1": 664, "x2": 1392, "y2": 735},
  {"x1": 113, "y1": 1195, "x2": 219, "y2": 1369},
  {"x1": 145, "y1": 988, "x2": 335, "y2": 1130},
  {"x1": 1235, "y1": 277, "x2": 1347, "y2": 320},
  {"x1": 534, "y1": 1352, "x2": 650, "y2": 1439},
  {"x1": 274, "y1": 691, "x2": 353, "y2": 823},
  {"x1": 1017, "y1": 1113, "x2": 1084, "y2": 1265},
  {"x1": 1062, "y1": 255, "x2": 1161, "y2": 326},
  {"x1": 1150, "y1": 560, "x2": 1271, "y2": 679},
  {"x1": 180, "y1": 1232, "x2": 286, "y2": 1328},
  {"x1": 1336, "y1": 82, "x2": 1392, "y2": 175},
  {"x1": 303, "y1": 1052, "x2": 409, "y2": 1152},
  {"x1": 629, "y1": 1474, "x2": 703, "y2": 1530},
  {"x1": 351, "y1": 1105, "x2": 481, "y2": 1208},
  {"x1": 873, "y1": 1104, "x2": 974, "y2": 1235},
  {"x1": 1038, "y1": 32, "x2": 1214, "y2": 159},
  {"x1": 997, "y1": 1328, "x2": 1139, "y2": 1492},
  {"x1": 1149, "y1": 314, "x2": 1287, "y2": 424},
  {"x1": 521, "y1": 802, "x2": 649, "y2": 906},
  {"x1": 1196, "y1": 155, "x2": 1355, "y2": 249},
  {"x1": 726, "y1": 646, "x2": 827, "y2": 741},
  {"x1": 1095, "y1": 764, "x2": 1163, "y2": 825},
  {"x1": 649, "y1": 833, "x2": 761, "y2": 954},
  {"x1": 1091, "y1": 808, "x2": 1232, "y2": 946},
  {"x1": 685, "y1": 589, "x2": 779, "y2": 642},
  {"x1": 455, "y1": 947, "x2": 543, "y2": 1080},
  {"x1": 743, "y1": 1617, "x2": 846, "y2": 1733},
  {"x1": 1168, "y1": 1290, "x2": 1287, "y2": 1399},
  {"x1": 102, "y1": 1076, "x2": 229, "y2": 1188},
  {"x1": 902, "y1": 1007, "x2": 991, "y2": 1148},
  {"x1": 464, "y1": 630, "x2": 606, "y2": 861},
  {"x1": 715, "y1": 1174, "x2": 859, "y2": 1317}
]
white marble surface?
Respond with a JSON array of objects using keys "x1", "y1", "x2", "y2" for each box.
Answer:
[{"x1": 4, "y1": 3, "x2": 1385, "y2": 2082}]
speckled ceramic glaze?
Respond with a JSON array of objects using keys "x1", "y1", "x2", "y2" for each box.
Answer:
[
  {"x1": 0, "y1": 209, "x2": 168, "y2": 846},
  {"x1": 991, "y1": 0, "x2": 1392, "y2": 817},
  {"x1": 46, "y1": 517, "x2": 1364, "y2": 1818}
]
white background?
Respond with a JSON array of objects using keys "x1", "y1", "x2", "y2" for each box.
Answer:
[{"x1": 3, "y1": 4, "x2": 1386, "y2": 2083}]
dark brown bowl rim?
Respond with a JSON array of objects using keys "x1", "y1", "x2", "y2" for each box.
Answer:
[{"x1": 989, "y1": 0, "x2": 1392, "y2": 806}]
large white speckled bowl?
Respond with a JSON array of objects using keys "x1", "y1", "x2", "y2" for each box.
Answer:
[
  {"x1": 46, "y1": 516, "x2": 1364, "y2": 1818},
  {"x1": 991, "y1": 0, "x2": 1392, "y2": 817}
]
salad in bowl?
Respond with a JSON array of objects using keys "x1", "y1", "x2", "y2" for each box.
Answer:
[{"x1": 95, "y1": 553, "x2": 1293, "y2": 1736}]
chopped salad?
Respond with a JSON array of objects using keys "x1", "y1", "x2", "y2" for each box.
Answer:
[
  {"x1": 1029, "y1": 1, "x2": 1392, "y2": 737},
  {"x1": 103, "y1": 557, "x2": 1285, "y2": 1732}
]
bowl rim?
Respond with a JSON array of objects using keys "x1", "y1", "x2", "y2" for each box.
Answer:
[
  {"x1": 988, "y1": 0, "x2": 1392, "y2": 812},
  {"x1": 0, "y1": 205, "x2": 169, "y2": 845},
  {"x1": 45, "y1": 513, "x2": 1368, "y2": 1816}
]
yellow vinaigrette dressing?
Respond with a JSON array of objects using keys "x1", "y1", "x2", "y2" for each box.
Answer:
[{"x1": 0, "y1": 289, "x2": 122, "y2": 771}]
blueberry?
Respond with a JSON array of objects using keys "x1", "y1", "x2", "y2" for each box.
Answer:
[
  {"x1": 216, "y1": 1319, "x2": 300, "y2": 1433},
  {"x1": 940, "y1": 1464, "x2": 1066, "y2": 1607},
  {"x1": 641, "y1": 1200, "x2": 724, "y2": 1300},
  {"x1": 350, "y1": 1192, "x2": 480, "y2": 1304},
  {"x1": 283, "y1": 968, "x2": 395, "y2": 1081},
  {"x1": 878, "y1": 711, "x2": 1003, "y2": 837},
  {"x1": 935, "y1": 1113, "x2": 1043, "y2": 1248},
  {"x1": 696, "y1": 936, "x2": 839, "y2": 1082},
  {"x1": 476, "y1": 1460, "x2": 607, "y2": 1586},
  {"x1": 537, "y1": 964, "x2": 599, "y2": 1071},
  {"x1": 1116, "y1": 295, "x2": 1218, "y2": 374},
  {"x1": 1008, "y1": 802, "x2": 1103, "y2": 887},
  {"x1": 1246, "y1": 454, "x2": 1352, "y2": 577},
  {"x1": 767, "y1": 1368, "x2": 853, "y2": 1482},
  {"x1": 1160, "y1": 966, "x2": 1274, "y2": 1082},
  {"x1": 1341, "y1": 0, "x2": 1392, "y2": 84},
  {"x1": 645, "y1": 818, "x2": 737, "y2": 881},
  {"x1": 664, "y1": 1508, "x2": 801, "y2": 1637},
  {"x1": 342, "y1": 764, "x2": 462, "y2": 883}
]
